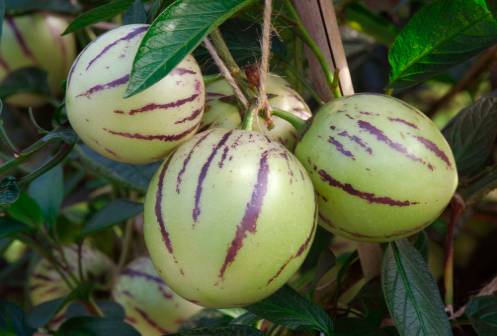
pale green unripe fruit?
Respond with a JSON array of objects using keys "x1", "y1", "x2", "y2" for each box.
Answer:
[
  {"x1": 0, "y1": 14, "x2": 76, "y2": 107},
  {"x1": 144, "y1": 129, "x2": 317, "y2": 307},
  {"x1": 112, "y1": 257, "x2": 202, "y2": 335},
  {"x1": 203, "y1": 74, "x2": 311, "y2": 149},
  {"x1": 295, "y1": 94, "x2": 458, "y2": 242},
  {"x1": 66, "y1": 24, "x2": 205, "y2": 164},
  {"x1": 29, "y1": 246, "x2": 113, "y2": 327}
]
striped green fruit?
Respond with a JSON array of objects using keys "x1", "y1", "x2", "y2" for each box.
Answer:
[
  {"x1": 203, "y1": 74, "x2": 311, "y2": 150},
  {"x1": 0, "y1": 14, "x2": 76, "y2": 107},
  {"x1": 144, "y1": 129, "x2": 316, "y2": 307},
  {"x1": 29, "y1": 246, "x2": 113, "y2": 328},
  {"x1": 112, "y1": 257, "x2": 202, "y2": 335},
  {"x1": 295, "y1": 94, "x2": 458, "y2": 242},
  {"x1": 66, "y1": 24, "x2": 204, "y2": 164}
]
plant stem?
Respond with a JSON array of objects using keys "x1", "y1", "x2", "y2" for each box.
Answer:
[
  {"x1": 241, "y1": 105, "x2": 255, "y2": 131},
  {"x1": 444, "y1": 194, "x2": 465, "y2": 308},
  {"x1": 209, "y1": 29, "x2": 254, "y2": 100},
  {"x1": 77, "y1": 240, "x2": 85, "y2": 282},
  {"x1": 116, "y1": 218, "x2": 134, "y2": 274},
  {"x1": 18, "y1": 143, "x2": 74, "y2": 186},
  {"x1": 271, "y1": 109, "x2": 308, "y2": 135},
  {"x1": 21, "y1": 234, "x2": 77, "y2": 290},
  {"x1": 284, "y1": 0, "x2": 338, "y2": 97},
  {"x1": 210, "y1": 29, "x2": 244, "y2": 82},
  {"x1": 0, "y1": 121, "x2": 19, "y2": 154},
  {"x1": 84, "y1": 296, "x2": 104, "y2": 317},
  {"x1": 204, "y1": 37, "x2": 249, "y2": 110}
]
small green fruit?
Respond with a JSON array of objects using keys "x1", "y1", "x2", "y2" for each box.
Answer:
[
  {"x1": 66, "y1": 24, "x2": 204, "y2": 164},
  {"x1": 112, "y1": 257, "x2": 202, "y2": 335},
  {"x1": 203, "y1": 74, "x2": 311, "y2": 149},
  {"x1": 29, "y1": 246, "x2": 113, "y2": 327},
  {"x1": 295, "y1": 94, "x2": 458, "y2": 242},
  {"x1": 0, "y1": 14, "x2": 76, "y2": 107},
  {"x1": 144, "y1": 129, "x2": 316, "y2": 307}
]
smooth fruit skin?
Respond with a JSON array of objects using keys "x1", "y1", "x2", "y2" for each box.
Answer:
[
  {"x1": 29, "y1": 246, "x2": 113, "y2": 327},
  {"x1": 112, "y1": 257, "x2": 202, "y2": 335},
  {"x1": 295, "y1": 93, "x2": 458, "y2": 242},
  {"x1": 0, "y1": 14, "x2": 76, "y2": 107},
  {"x1": 66, "y1": 24, "x2": 204, "y2": 164},
  {"x1": 144, "y1": 129, "x2": 317, "y2": 307},
  {"x1": 203, "y1": 74, "x2": 311, "y2": 149}
]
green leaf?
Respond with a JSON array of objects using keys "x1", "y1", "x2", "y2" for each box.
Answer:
[
  {"x1": 335, "y1": 318, "x2": 391, "y2": 336},
  {"x1": 76, "y1": 145, "x2": 159, "y2": 193},
  {"x1": 0, "y1": 67, "x2": 50, "y2": 100},
  {"x1": 0, "y1": 0, "x2": 5, "y2": 40},
  {"x1": 382, "y1": 240, "x2": 452, "y2": 336},
  {"x1": 388, "y1": 0, "x2": 497, "y2": 89},
  {"x1": 7, "y1": 192, "x2": 44, "y2": 228},
  {"x1": 80, "y1": 199, "x2": 143, "y2": 237},
  {"x1": 344, "y1": 3, "x2": 398, "y2": 46},
  {"x1": 0, "y1": 176, "x2": 19, "y2": 207},
  {"x1": 459, "y1": 165, "x2": 497, "y2": 204},
  {"x1": 123, "y1": 0, "x2": 147, "y2": 24},
  {"x1": 413, "y1": 231, "x2": 429, "y2": 261},
  {"x1": 27, "y1": 298, "x2": 66, "y2": 329},
  {"x1": 63, "y1": 0, "x2": 134, "y2": 35},
  {"x1": 28, "y1": 283, "x2": 93, "y2": 329},
  {"x1": 466, "y1": 295, "x2": 497, "y2": 335},
  {"x1": 125, "y1": 0, "x2": 255, "y2": 97},
  {"x1": 443, "y1": 97, "x2": 497, "y2": 178},
  {"x1": 171, "y1": 325, "x2": 264, "y2": 336},
  {"x1": 180, "y1": 309, "x2": 233, "y2": 331},
  {"x1": 0, "y1": 300, "x2": 36, "y2": 336},
  {"x1": 5, "y1": 0, "x2": 80, "y2": 14},
  {"x1": 56, "y1": 316, "x2": 139, "y2": 335},
  {"x1": 28, "y1": 165, "x2": 64, "y2": 227},
  {"x1": 0, "y1": 217, "x2": 30, "y2": 239},
  {"x1": 245, "y1": 285, "x2": 333, "y2": 335},
  {"x1": 229, "y1": 312, "x2": 259, "y2": 326}
]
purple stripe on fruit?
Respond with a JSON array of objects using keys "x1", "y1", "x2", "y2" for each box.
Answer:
[
  {"x1": 388, "y1": 117, "x2": 419, "y2": 129},
  {"x1": 174, "y1": 107, "x2": 203, "y2": 124},
  {"x1": 155, "y1": 156, "x2": 175, "y2": 255},
  {"x1": 218, "y1": 149, "x2": 272, "y2": 279},
  {"x1": 103, "y1": 122, "x2": 199, "y2": 142},
  {"x1": 86, "y1": 26, "x2": 147, "y2": 70},
  {"x1": 6, "y1": 18, "x2": 36, "y2": 61},
  {"x1": 122, "y1": 268, "x2": 164, "y2": 284},
  {"x1": 413, "y1": 135, "x2": 452, "y2": 167},
  {"x1": 328, "y1": 136, "x2": 355, "y2": 159},
  {"x1": 317, "y1": 167, "x2": 418, "y2": 206},
  {"x1": 193, "y1": 131, "x2": 233, "y2": 223},
  {"x1": 337, "y1": 130, "x2": 372, "y2": 154},
  {"x1": 358, "y1": 120, "x2": 434, "y2": 170},
  {"x1": 76, "y1": 74, "x2": 129, "y2": 98},
  {"x1": 176, "y1": 130, "x2": 213, "y2": 193},
  {"x1": 116, "y1": 92, "x2": 200, "y2": 115}
]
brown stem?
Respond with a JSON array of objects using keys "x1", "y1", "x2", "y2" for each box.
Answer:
[
  {"x1": 427, "y1": 46, "x2": 497, "y2": 116},
  {"x1": 453, "y1": 273, "x2": 497, "y2": 319},
  {"x1": 444, "y1": 194, "x2": 465, "y2": 311},
  {"x1": 203, "y1": 37, "x2": 249, "y2": 110},
  {"x1": 293, "y1": 0, "x2": 354, "y2": 100}
]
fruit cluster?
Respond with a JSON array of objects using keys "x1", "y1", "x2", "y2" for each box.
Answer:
[
  {"x1": 8, "y1": 20, "x2": 458, "y2": 331},
  {"x1": 64, "y1": 24, "x2": 457, "y2": 308}
]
